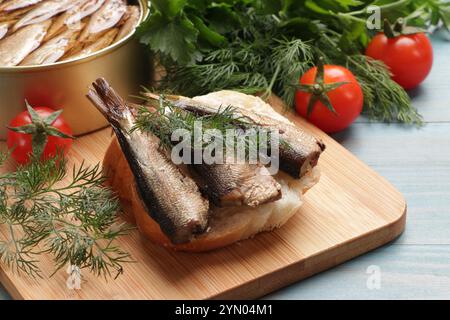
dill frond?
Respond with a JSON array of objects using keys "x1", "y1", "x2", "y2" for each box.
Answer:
[
  {"x1": 317, "y1": 32, "x2": 423, "y2": 125},
  {"x1": 347, "y1": 55, "x2": 422, "y2": 124},
  {"x1": 0, "y1": 153, "x2": 132, "y2": 279},
  {"x1": 269, "y1": 38, "x2": 314, "y2": 106},
  {"x1": 132, "y1": 96, "x2": 283, "y2": 161}
]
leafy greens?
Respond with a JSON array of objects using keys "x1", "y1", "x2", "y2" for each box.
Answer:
[{"x1": 138, "y1": 0, "x2": 450, "y2": 124}]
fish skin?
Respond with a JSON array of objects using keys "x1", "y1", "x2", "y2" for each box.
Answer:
[
  {"x1": 87, "y1": 78, "x2": 210, "y2": 245},
  {"x1": 191, "y1": 161, "x2": 282, "y2": 207},
  {"x1": 65, "y1": 0, "x2": 105, "y2": 25},
  {"x1": 115, "y1": 5, "x2": 139, "y2": 41},
  {"x1": 274, "y1": 122, "x2": 325, "y2": 178},
  {"x1": 0, "y1": 5, "x2": 33, "y2": 22},
  {"x1": 0, "y1": 0, "x2": 42, "y2": 12},
  {"x1": 79, "y1": 0, "x2": 126, "y2": 41},
  {"x1": 45, "y1": 0, "x2": 105, "y2": 40},
  {"x1": 0, "y1": 24, "x2": 6, "y2": 39},
  {"x1": 0, "y1": 20, "x2": 12, "y2": 39},
  {"x1": 13, "y1": 0, "x2": 81, "y2": 31},
  {"x1": 191, "y1": 93, "x2": 326, "y2": 178},
  {"x1": 20, "y1": 24, "x2": 83, "y2": 65},
  {"x1": 61, "y1": 27, "x2": 117, "y2": 61},
  {"x1": 146, "y1": 94, "x2": 282, "y2": 208},
  {"x1": 144, "y1": 92, "x2": 326, "y2": 179},
  {"x1": 0, "y1": 19, "x2": 50, "y2": 66},
  {"x1": 133, "y1": 101, "x2": 282, "y2": 208}
]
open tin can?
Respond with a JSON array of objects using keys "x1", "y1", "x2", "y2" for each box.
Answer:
[{"x1": 0, "y1": 0, "x2": 150, "y2": 140}]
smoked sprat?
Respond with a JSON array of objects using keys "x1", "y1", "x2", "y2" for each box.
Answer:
[{"x1": 0, "y1": 0, "x2": 141, "y2": 66}]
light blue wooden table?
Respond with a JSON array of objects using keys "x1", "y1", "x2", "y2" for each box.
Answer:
[{"x1": 1, "y1": 34, "x2": 449, "y2": 300}]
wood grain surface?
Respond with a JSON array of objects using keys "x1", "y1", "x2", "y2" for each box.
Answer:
[
  {"x1": 265, "y1": 33, "x2": 450, "y2": 300},
  {"x1": 0, "y1": 96, "x2": 406, "y2": 300}
]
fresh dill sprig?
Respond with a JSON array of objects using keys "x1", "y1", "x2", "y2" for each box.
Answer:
[
  {"x1": 132, "y1": 95, "x2": 283, "y2": 161},
  {"x1": 268, "y1": 38, "x2": 315, "y2": 106},
  {"x1": 0, "y1": 153, "x2": 132, "y2": 279},
  {"x1": 157, "y1": 12, "x2": 314, "y2": 102},
  {"x1": 132, "y1": 96, "x2": 250, "y2": 148},
  {"x1": 0, "y1": 105, "x2": 132, "y2": 279},
  {"x1": 347, "y1": 55, "x2": 422, "y2": 124}
]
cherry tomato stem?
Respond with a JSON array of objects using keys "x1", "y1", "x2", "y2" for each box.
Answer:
[
  {"x1": 366, "y1": 32, "x2": 433, "y2": 90},
  {"x1": 295, "y1": 65, "x2": 364, "y2": 133},
  {"x1": 7, "y1": 106, "x2": 73, "y2": 165}
]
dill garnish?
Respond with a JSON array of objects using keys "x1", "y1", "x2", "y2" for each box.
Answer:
[
  {"x1": 0, "y1": 106, "x2": 132, "y2": 279},
  {"x1": 131, "y1": 95, "x2": 286, "y2": 160}
]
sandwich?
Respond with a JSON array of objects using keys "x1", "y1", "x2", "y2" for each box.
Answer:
[{"x1": 87, "y1": 78, "x2": 325, "y2": 252}]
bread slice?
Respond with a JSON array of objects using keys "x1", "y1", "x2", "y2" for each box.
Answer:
[{"x1": 102, "y1": 91, "x2": 322, "y2": 252}]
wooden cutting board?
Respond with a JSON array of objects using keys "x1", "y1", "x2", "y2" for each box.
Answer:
[{"x1": 0, "y1": 96, "x2": 406, "y2": 300}]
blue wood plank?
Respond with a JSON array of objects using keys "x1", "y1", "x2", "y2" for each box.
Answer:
[
  {"x1": 407, "y1": 32, "x2": 450, "y2": 123},
  {"x1": 265, "y1": 122, "x2": 450, "y2": 299},
  {"x1": 333, "y1": 122, "x2": 450, "y2": 245},
  {"x1": 265, "y1": 244, "x2": 450, "y2": 300},
  {"x1": 0, "y1": 285, "x2": 9, "y2": 300}
]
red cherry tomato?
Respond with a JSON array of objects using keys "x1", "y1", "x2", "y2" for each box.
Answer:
[
  {"x1": 7, "y1": 107, "x2": 73, "y2": 165},
  {"x1": 366, "y1": 32, "x2": 433, "y2": 90},
  {"x1": 295, "y1": 65, "x2": 364, "y2": 133}
]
